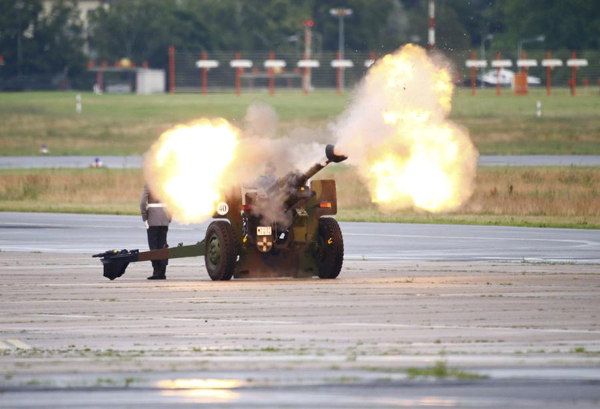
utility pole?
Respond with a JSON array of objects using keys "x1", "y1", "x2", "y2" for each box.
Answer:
[
  {"x1": 480, "y1": 34, "x2": 493, "y2": 88},
  {"x1": 303, "y1": 20, "x2": 314, "y2": 91},
  {"x1": 329, "y1": 8, "x2": 352, "y2": 92},
  {"x1": 517, "y1": 35, "x2": 545, "y2": 65},
  {"x1": 15, "y1": 1, "x2": 24, "y2": 78}
]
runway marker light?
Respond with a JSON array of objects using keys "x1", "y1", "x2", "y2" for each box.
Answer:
[
  {"x1": 331, "y1": 59, "x2": 354, "y2": 68},
  {"x1": 297, "y1": 59, "x2": 319, "y2": 68},
  {"x1": 516, "y1": 59, "x2": 538, "y2": 68},
  {"x1": 196, "y1": 60, "x2": 219, "y2": 69},
  {"x1": 541, "y1": 59, "x2": 563, "y2": 67}
]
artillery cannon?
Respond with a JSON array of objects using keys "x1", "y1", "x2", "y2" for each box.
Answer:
[{"x1": 94, "y1": 144, "x2": 348, "y2": 281}]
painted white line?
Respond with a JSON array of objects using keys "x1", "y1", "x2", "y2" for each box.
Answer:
[
  {"x1": 1, "y1": 265, "x2": 97, "y2": 270},
  {"x1": 7, "y1": 339, "x2": 31, "y2": 350},
  {"x1": 29, "y1": 314, "x2": 99, "y2": 319},
  {"x1": 0, "y1": 222, "x2": 196, "y2": 231},
  {"x1": 345, "y1": 233, "x2": 600, "y2": 247},
  {"x1": 24, "y1": 314, "x2": 298, "y2": 325},
  {"x1": 338, "y1": 322, "x2": 600, "y2": 335},
  {"x1": 157, "y1": 317, "x2": 299, "y2": 325}
]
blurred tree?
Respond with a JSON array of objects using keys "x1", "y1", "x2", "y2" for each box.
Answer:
[
  {"x1": 186, "y1": 0, "x2": 311, "y2": 52},
  {"x1": 0, "y1": 0, "x2": 85, "y2": 82},
  {"x1": 309, "y1": 0, "x2": 408, "y2": 53},
  {"x1": 2, "y1": 0, "x2": 599, "y2": 88},
  {"x1": 35, "y1": 0, "x2": 86, "y2": 78},
  {"x1": 491, "y1": 0, "x2": 600, "y2": 51},
  {"x1": 88, "y1": 0, "x2": 182, "y2": 67}
]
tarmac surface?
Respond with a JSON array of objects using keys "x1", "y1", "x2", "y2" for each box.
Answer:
[
  {"x1": 1, "y1": 212, "x2": 600, "y2": 263},
  {"x1": 1, "y1": 213, "x2": 600, "y2": 407},
  {"x1": 2, "y1": 154, "x2": 600, "y2": 169}
]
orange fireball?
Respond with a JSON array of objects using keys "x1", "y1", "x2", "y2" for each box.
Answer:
[
  {"x1": 335, "y1": 44, "x2": 478, "y2": 213},
  {"x1": 144, "y1": 119, "x2": 240, "y2": 223}
]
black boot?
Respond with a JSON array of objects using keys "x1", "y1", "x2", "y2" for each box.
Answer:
[
  {"x1": 147, "y1": 264, "x2": 167, "y2": 280},
  {"x1": 147, "y1": 268, "x2": 166, "y2": 280}
]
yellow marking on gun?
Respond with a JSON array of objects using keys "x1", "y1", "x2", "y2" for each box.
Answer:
[{"x1": 327, "y1": 238, "x2": 333, "y2": 245}]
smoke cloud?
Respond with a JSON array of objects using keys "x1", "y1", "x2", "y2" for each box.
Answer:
[{"x1": 144, "y1": 45, "x2": 478, "y2": 224}]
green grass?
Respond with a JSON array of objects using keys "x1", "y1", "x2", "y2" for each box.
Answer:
[
  {"x1": 406, "y1": 361, "x2": 486, "y2": 380},
  {"x1": 365, "y1": 361, "x2": 486, "y2": 380},
  {"x1": 0, "y1": 91, "x2": 345, "y2": 156},
  {"x1": 1, "y1": 88, "x2": 599, "y2": 155},
  {"x1": 1, "y1": 166, "x2": 599, "y2": 229},
  {"x1": 452, "y1": 88, "x2": 600, "y2": 154}
]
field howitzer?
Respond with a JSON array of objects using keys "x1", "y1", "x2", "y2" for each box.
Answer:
[{"x1": 94, "y1": 144, "x2": 348, "y2": 281}]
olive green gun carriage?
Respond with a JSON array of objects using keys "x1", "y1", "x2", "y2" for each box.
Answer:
[{"x1": 94, "y1": 145, "x2": 348, "y2": 281}]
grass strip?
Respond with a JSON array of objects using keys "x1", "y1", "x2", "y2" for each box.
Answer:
[{"x1": 0, "y1": 166, "x2": 599, "y2": 229}]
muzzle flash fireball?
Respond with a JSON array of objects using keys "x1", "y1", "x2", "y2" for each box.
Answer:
[{"x1": 94, "y1": 145, "x2": 348, "y2": 281}]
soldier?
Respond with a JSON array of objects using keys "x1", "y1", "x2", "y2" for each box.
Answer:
[{"x1": 140, "y1": 183, "x2": 171, "y2": 280}]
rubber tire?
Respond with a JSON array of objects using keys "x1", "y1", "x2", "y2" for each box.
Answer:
[
  {"x1": 316, "y1": 217, "x2": 344, "y2": 279},
  {"x1": 204, "y1": 221, "x2": 237, "y2": 281}
]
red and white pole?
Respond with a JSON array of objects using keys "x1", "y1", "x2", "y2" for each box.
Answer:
[
  {"x1": 268, "y1": 51, "x2": 275, "y2": 97},
  {"x1": 428, "y1": 0, "x2": 435, "y2": 50},
  {"x1": 96, "y1": 62, "x2": 103, "y2": 92},
  {"x1": 570, "y1": 50, "x2": 577, "y2": 96},
  {"x1": 235, "y1": 52, "x2": 241, "y2": 96},
  {"x1": 470, "y1": 51, "x2": 476, "y2": 96},
  {"x1": 168, "y1": 45, "x2": 175, "y2": 94},
  {"x1": 495, "y1": 52, "x2": 501, "y2": 96},
  {"x1": 302, "y1": 53, "x2": 308, "y2": 96},
  {"x1": 201, "y1": 52, "x2": 208, "y2": 95}
]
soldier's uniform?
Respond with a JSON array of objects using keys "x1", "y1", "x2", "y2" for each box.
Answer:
[{"x1": 140, "y1": 183, "x2": 171, "y2": 280}]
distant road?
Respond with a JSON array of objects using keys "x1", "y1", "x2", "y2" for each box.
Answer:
[{"x1": 2, "y1": 155, "x2": 600, "y2": 169}]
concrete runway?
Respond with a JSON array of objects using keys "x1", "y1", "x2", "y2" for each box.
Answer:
[
  {"x1": 2, "y1": 154, "x2": 600, "y2": 169},
  {"x1": 1, "y1": 212, "x2": 600, "y2": 407},
  {"x1": 1, "y1": 212, "x2": 599, "y2": 263}
]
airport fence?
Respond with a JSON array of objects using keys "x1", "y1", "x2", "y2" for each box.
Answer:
[
  {"x1": 2, "y1": 48, "x2": 598, "y2": 94},
  {"x1": 168, "y1": 48, "x2": 600, "y2": 95}
]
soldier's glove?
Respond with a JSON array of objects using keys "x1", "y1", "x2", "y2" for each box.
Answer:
[{"x1": 144, "y1": 220, "x2": 149, "y2": 229}]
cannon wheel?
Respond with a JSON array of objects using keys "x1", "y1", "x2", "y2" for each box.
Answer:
[
  {"x1": 316, "y1": 217, "x2": 344, "y2": 279},
  {"x1": 204, "y1": 221, "x2": 237, "y2": 281}
]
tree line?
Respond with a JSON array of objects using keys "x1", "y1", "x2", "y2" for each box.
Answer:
[{"x1": 0, "y1": 0, "x2": 598, "y2": 87}]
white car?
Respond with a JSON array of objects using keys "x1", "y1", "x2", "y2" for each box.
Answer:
[{"x1": 479, "y1": 68, "x2": 541, "y2": 86}]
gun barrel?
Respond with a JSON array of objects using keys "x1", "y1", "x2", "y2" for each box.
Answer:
[
  {"x1": 294, "y1": 144, "x2": 348, "y2": 188},
  {"x1": 275, "y1": 144, "x2": 347, "y2": 211}
]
